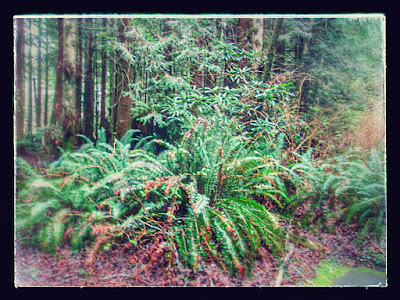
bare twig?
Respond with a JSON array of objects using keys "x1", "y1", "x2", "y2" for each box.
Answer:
[{"x1": 274, "y1": 220, "x2": 293, "y2": 287}]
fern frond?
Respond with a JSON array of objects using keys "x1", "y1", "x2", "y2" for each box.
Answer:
[
  {"x1": 71, "y1": 221, "x2": 93, "y2": 254},
  {"x1": 39, "y1": 209, "x2": 70, "y2": 254}
]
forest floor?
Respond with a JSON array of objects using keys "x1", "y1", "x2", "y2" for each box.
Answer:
[{"x1": 14, "y1": 224, "x2": 386, "y2": 287}]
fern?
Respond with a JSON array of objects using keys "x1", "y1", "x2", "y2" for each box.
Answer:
[
  {"x1": 173, "y1": 197, "x2": 286, "y2": 277},
  {"x1": 334, "y1": 149, "x2": 386, "y2": 241},
  {"x1": 39, "y1": 209, "x2": 70, "y2": 254},
  {"x1": 71, "y1": 221, "x2": 93, "y2": 254}
]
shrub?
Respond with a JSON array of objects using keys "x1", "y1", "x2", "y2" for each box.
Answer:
[{"x1": 15, "y1": 115, "x2": 302, "y2": 277}]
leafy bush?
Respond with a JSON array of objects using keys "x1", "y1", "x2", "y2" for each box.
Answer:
[
  {"x1": 286, "y1": 148, "x2": 386, "y2": 242},
  {"x1": 331, "y1": 149, "x2": 386, "y2": 242},
  {"x1": 16, "y1": 117, "x2": 303, "y2": 276}
]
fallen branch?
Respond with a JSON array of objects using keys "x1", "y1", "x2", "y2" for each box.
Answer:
[
  {"x1": 274, "y1": 245, "x2": 294, "y2": 287},
  {"x1": 274, "y1": 220, "x2": 293, "y2": 287}
]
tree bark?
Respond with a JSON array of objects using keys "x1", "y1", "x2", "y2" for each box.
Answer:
[
  {"x1": 236, "y1": 18, "x2": 251, "y2": 69},
  {"x1": 52, "y1": 18, "x2": 64, "y2": 126},
  {"x1": 62, "y1": 18, "x2": 77, "y2": 146},
  {"x1": 44, "y1": 19, "x2": 49, "y2": 127},
  {"x1": 115, "y1": 18, "x2": 132, "y2": 140},
  {"x1": 75, "y1": 18, "x2": 83, "y2": 134},
  {"x1": 28, "y1": 19, "x2": 34, "y2": 133},
  {"x1": 109, "y1": 19, "x2": 116, "y2": 138},
  {"x1": 100, "y1": 18, "x2": 108, "y2": 130},
  {"x1": 275, "y1": 40, "x2": 285, "y2": 72},
  {"x1": 262, "y1": 18, "x2": 284, "y2": 82},
  {"x1": 36, "y1": 19, "x2": 42, "y2": 128},
  {"x1": 251, "y1": 18, "x2": 264, "y2": 76},
  {"x1": 15, "y1": 18, "x2": 25, "y2": 140},
  {"x1": 83, "y1": 18, "x2": 95, "y2": 140}
]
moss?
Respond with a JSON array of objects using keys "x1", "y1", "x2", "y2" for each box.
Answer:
[
  {"x1": 306, "y1": 260, "x2": 386, "y2": 287},
  {"x1": 309, "y1": 261, "x2": 349, "y2": 287},
  {"x1": 353, "y1": 266, "x2": 386, "y2": 277}
]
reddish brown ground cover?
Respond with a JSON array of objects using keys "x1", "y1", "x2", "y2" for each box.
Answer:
[{"x1": 14, "y1": 224, "x2": 384, "y2": 287}]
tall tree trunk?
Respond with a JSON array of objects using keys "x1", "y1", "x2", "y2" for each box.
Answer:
[
  {"x1": 275, "y1": 40, "x2": 285, "y2": 72},
  {"x1": 52, "y1": 18, "x2": 64, "y2": 126},
  {"x1": 301, "y1": 20, "x2": 313, "y2": 60},
  {"x1": 62, "y1": 18, "x2": 77, "y2": 146},
  {"x1": 75, "y1": 18, "x2": 83, "y2": 135},
  {"x1": 314, "y1": 19, "x2": 329, "y2": 106},
  {"x1": 36, "y1": 19, "x2": 42, "y2": 129},
  {"x1": 44, "y1": 19, "x2": 49, "y2": 127},
  {"x1": 115, "y1": 18, "x2": 132, "y2": 140},
  {"x1": 262, "y1": 18, "x2": 284, "y2": 82},
  {"x1": 94, "y1": 26, "x2": 99, "y2": 139},
  {"x1": 109, "y1": 19, "x2": 116, "y2": 139},
  {"x1": 83, "y1": 18, "x2": 95, "y2": 140},
  {"x1": 215, "y1": 19, "x2": 226, "y2": 89},
  {"x1": 28, "y1": 19, "x2": 33, "y2": 133},
  {"x1": 190, "y1": 62, "x2": 203, "y2": 89},
  {"x1": 100, "y1": 18, "x2": 108, "y2": 130},
  {"x1": 236, "y1": 18, "x2": 251, "y2": 69},
  {"x1": 15, "y1": 18, "x2": 26, "y2": 140},
  {"x1": 251, "y1": 18, "x2": 264, "y2": 77}
]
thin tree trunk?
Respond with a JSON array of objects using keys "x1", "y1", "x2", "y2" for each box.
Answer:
[
  {"x1": 83, "y1": 18, "x2": 95, "y2": 140},
  {"x1": 115, "y1": 18, "x2": 132, "y2": 140},
  {"x1": 75, "y1": 18, "x2": 83, "y2": 134},
  {"x1": 262, "y1": 18, "x2": 284, "y2": 82},
  {"x1": 275, "y1": 40, "x2": 285, "y2": 72},
  {"x1": 36, "y1": 19, "x2": 42, "y2": 128},
  {"x1": 100, "y1": 18, "x2": 108, "y2": 130},
  {"x1": 62, "y1": 18, "x2": 78, "y2": 147},
  {"x1": 94, "y1": 26, "x2": 99, "y2": 139},
  {"x1": 301, "y1": 20, "x2": 313, "y2": 59},
  {"x1": 236, "y1": 18, "x2": 251, "y2": 69},
  {"x1": 251, "y1": 18, "x2": 264, "y2": 77},
  {"x1": 15, "y1": 18, "x2": 26, "y2": 140},
  {"x1": 109, "y1": 19, "x2": 116, "y2": 137},
  {"x1": 52, "y1": 18, "x2": 64, "y2": 126},
  {"x1": 44, "y1": 19, "x2": 49, "y2": 127},
  {"x1": 314, "y1": 19, "x2": 328, "y2": 105},
  {"x1": 28, "y1": 19, "x2": 33, "y2": 133}
]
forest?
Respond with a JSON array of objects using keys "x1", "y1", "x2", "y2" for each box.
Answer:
[{"x1": 14, "y1": 15, "x2": 386, "y2": 287}]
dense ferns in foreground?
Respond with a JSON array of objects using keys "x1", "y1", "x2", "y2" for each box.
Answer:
[
  {"x1": 16, "y1": 116, "x2": 293, "y2": 276},
  {"x1": 15, "y1": 115, "x2": 386, "y2": 277}
]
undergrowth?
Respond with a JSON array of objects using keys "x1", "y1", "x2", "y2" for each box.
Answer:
[{"x1": 15, "y1": 113, "x2": 386, "y2": 278}]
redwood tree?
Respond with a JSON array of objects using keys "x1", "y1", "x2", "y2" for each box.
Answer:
[
  {"x1": 83, "y1": 18, "x2": 95, "y2": 140},
  {"x1": 251, "y1": 18, "x2": 264, "y2": 76},
  {"x1": 100, "y1": 18, "x2": 107, "y2": 130},
  {"x1": 236, "y1": 18, "x2": 251, "y2": 69},
  {"x1": 115, "y1": 18, "x2": 132, "y2": 140},
  {"x1": 28, "y1": 19, "x2": 33, "y2": 133},
  {"x1": 36, "y1": 19, "x2": 42, "y2": 129},
  {"x1": 52, "y1": 18, "x2": 64, "y2": 126},
  {"x1": 44, "y1": 19, "x2": 50, "y2": 127},
  {"x1": 262, "y1": 18, "x2": 284, "y2": 82},
  {"x1": 15, "y1": 18, "x2": 25, "y2": 140},
  {"x1": 75, "y1": 18, "x2": 83, "y2": 134}
]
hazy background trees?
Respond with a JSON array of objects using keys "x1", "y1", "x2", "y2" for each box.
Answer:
[{"x1": 14, "y1": 15, "x2": 385, "y2": 157}]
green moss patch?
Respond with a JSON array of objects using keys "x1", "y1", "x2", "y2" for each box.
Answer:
[{"x1": 308, "y1": 260, "x2": 386, "y2": 287}]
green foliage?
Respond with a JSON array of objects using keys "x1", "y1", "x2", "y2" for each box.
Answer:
[
  {"x1": 332, "y1": 149, "x2": 386, "y2": 242},
  {"x1": 15, "y1": 17, "x2": 386, "y2": 281},
  {"x1": 286, "y1": 147, "x2": 386, "y2": 242},
  {"x1": 173, "y1": 197, "x2": 285, "y2": 277},
  {"x1": 16, "y1": 115, "x2": 296, "y2": 276}
]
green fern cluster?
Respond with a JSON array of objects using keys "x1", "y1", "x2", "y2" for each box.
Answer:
[
  {"x1": 15, "y1": 129, "x2": 154, "y2": 254},
  {"x1": 327, "y1": 149, "x2": 386, "y2": 242},
  {"x1": 15, "y1": 118, "x2": 300, "y2": 276},
  {"x1": 285, "y1": 147, "x2": 386, "y2": 242},
  {"x1": 173, "y1": 197, "x2": 285, "y2": 277}
]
